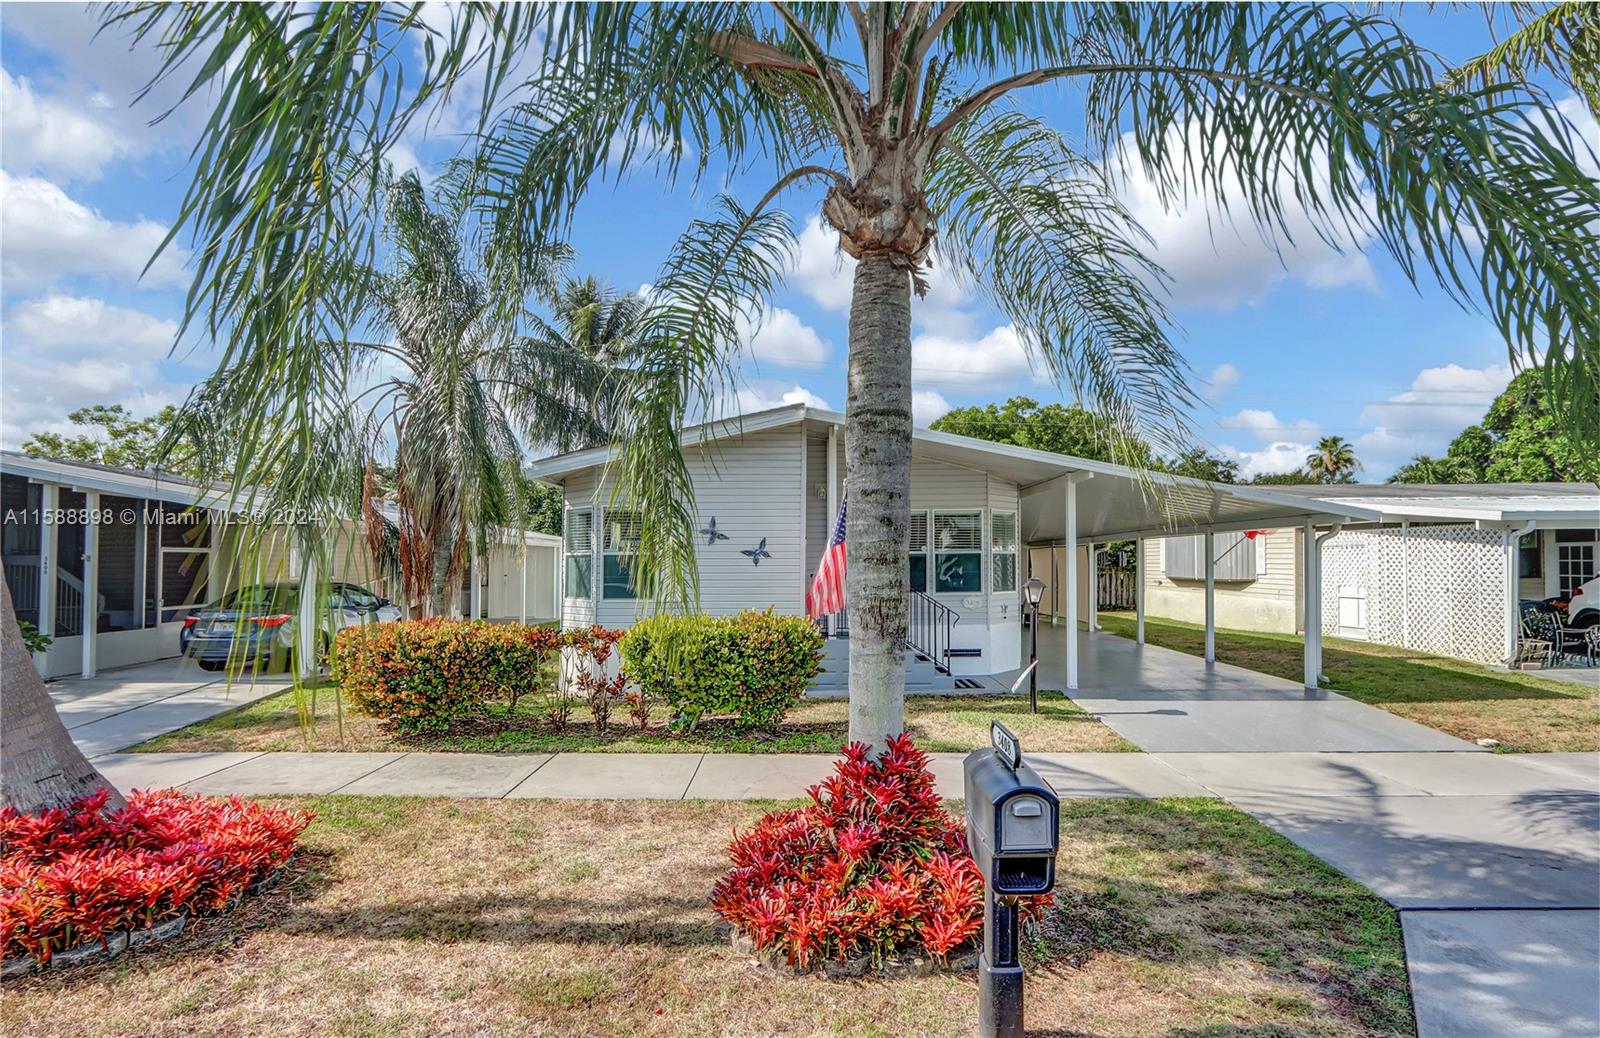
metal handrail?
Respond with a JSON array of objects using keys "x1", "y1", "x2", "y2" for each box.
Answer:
[{"x1": 906, "y1": 590, "x2": 956, "y2": 675}]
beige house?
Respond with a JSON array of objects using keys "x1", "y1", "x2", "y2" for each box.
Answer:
[{"x1": 1137, "y1": 483, "x2": 1600, "y2": 667}]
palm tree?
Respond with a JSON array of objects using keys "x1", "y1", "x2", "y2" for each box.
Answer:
[
  {"x1": 1388, "y1": 454, "x2": 1468, "y2": 484},
  {"x1": 1307, "y1": 436, "x2": 1362, "y2": 484},
  {"x1": 360, "y1": 172, "x2": 619, "y2": 616},
  {"x1": 109, "y1": 4, "x2": 1600, "y2": 751}
]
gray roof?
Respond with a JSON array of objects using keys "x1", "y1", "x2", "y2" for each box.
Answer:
[{"x1": 1268, "y1": 481, "x2": 1599, "y2": 525}]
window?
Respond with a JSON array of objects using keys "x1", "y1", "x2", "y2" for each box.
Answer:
[
  {"x1": 1557, "y1": 543, "x2": 1595, "y2": 596},
  {"x1": 991, "y1": 511, "x2": 1018, "y2": 593},
  {"x1": 564, "y1": 508, "x2": 592, "y2": 599},
  {"x1": 602, "y1": 509, "x2": 642, "y2": 599},
  {"x1": 154, "y1": 504, "x2": 213, "y2": 623},
  {"x1": 1518, "y1": 532, "x2": 1542, "y2": 579},
  {"x1": 908, "y1": 511, "x2": 929, "y2": 592},
  {"x1": 933, "y1": 511, "x2": 982, "y2": 593},
  {"x1": 1163, "y1": 531, "x2": 1256, "y2": 582}
]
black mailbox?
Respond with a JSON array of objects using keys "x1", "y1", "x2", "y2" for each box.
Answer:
[
  {"x1": 963, "y1": 722, "x2": 1061, "y2": 1038},
  {"x1": 964, "y1": 748, "x2": 1060, "y2": 896}
]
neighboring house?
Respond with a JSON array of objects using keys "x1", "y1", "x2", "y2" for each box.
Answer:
[
  {"x1": 1, "y1": 452, "x2": 560, "y2": 679},
  {"x1": 526, "y1": 404, "x2": 1373, "y2": 690},
  {"x1": 1139, "y1": 483, "x2": 1600, "y2": 667}
]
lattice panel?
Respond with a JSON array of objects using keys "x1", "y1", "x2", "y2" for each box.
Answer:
[{"x1": 1318, "y1": 525, "x2": 1505, "y2": 665}]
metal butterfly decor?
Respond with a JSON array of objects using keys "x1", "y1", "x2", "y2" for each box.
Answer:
[
  {"x1": 700, "y1": 516, "x2": 729, "y2": 546},
  {"x1": 741, "y1": 538, "x2": 772, "y2": 566}
]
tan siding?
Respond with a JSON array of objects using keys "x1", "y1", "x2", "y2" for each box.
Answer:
[{"x1": 1143, "y1": 528, "x2": 1301, "y2": 634}]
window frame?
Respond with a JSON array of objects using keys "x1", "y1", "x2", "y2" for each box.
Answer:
[
  {"x1": 564, "y1": 506, "x2": 593, "y2": 600},
  {"x1": 991, "y1": 510, "x2": 1018, "y2": 594},
  {"x1": 932, "y1": 510, "x2": 984, "y2": 594},
  {"x1": 908, "y1": 510, "x2": 930, "y2": 593},
  {"x1": 600, "y1": 507, "x2": 642, "y2": 600}
]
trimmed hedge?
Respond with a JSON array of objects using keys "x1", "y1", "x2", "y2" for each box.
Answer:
[
  {"x1": 332, "y1": 619, "x2": 558, "y2": 735},
  {"x1": 619, "y1": 610, "x2": 824, "y2": 730}
]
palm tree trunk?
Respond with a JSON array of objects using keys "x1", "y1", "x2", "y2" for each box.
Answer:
[
  {"x1": 426, "y1": 534, "x2": 457, "y2": 617},
  {"x1": 844, "y1": 251, "x2": 912, "y2": 750},
  {"x1": 1, "y1": 580, "x2": 122, "y2": 814}
]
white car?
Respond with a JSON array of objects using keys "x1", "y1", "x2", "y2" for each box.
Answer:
[{"x1": 1566, "y1": 576, "x2": 1600, "y2": 629}]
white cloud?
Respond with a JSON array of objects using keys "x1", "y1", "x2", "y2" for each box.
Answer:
[
  {"x1": 0, "y1": 295, "x2": 184, "y2": 448},
  {"x1": 1219, "y1": 407, "x2": 1320, "y2": 443},
  {"x1": 741, "y1": 307, "x2": 830, "y2": 368},
  {"x1": 1219, "y1": 441, "x2": 1318, "y2": 481},
  {"x1": 1, "y1": 70, "x2": 131, "y2": 181},
  {"x1": 733, "y1": 382, "x2": 831, "y2": 416},
  {"x1": 911, "y1": 323, "x2": 1036, "y2": 389},
  {"x1": 1112, "y1": 125, "x2": 1378, "y2": 310},
  {"x1": 912, "y1": 390, "x2": 952, "y2": 426},
  {"x1": 1355, "y1": 361, "x2": 1513, "y2": 473},
  {"x1": 1201, "y1": 362, "x2": 1240, "y2": 402},
  {"x1": 1555, "y1": 95, "x2": 1599, "y2": 179},
  {"x1": 0, "y1": 173, "x2": 188, "y2": 291}
]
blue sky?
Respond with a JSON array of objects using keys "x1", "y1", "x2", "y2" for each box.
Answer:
[{"x1": 1, "y1": 4, "x2": 1593, "y2": 479}]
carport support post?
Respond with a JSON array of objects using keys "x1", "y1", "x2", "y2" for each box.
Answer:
[
  {"x1": 1064, "y1": 479, "x2": 1078, "y2": 690},
  {"x1": 1134, "y1": 538, "x2": 1145, "y2": 645},
  {"x1": 1303, "y1": 521, "x2": 1319, "y2": 690},
  {"x1": 295, "y1": 535, "x2": 320, "y2": 681},
  {"x1": 520, "y1": 543, "x2": 529, "y2": 625},
  {"x1": 1203, "y1": 530, "x2": 1216, "y2": 664},
  {"x1": 81, "y1": 490, "x2": 99, "y2": 678},
  {"x1": 1087, "y1": 542, "x2": 1098, "y2": 631},
  {"x1": 34, "y1": 482, "x2": 58, "y2": 673}
]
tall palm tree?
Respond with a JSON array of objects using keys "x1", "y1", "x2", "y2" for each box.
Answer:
[
  {"x1": 108, "y1": 3, "x2": 1600, "y2": 752},
  {"x1": 1307, "y1": 436, "x2": 1362, "y2": 484},
  {"x1": 360, "y1": 172, "x2": 618, "y2": 615}
]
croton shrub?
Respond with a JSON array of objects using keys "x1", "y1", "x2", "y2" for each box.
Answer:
[
  {"x1": 620, "y1": 610, "x2": 824, "y2": 730},
  {"x1": 711, "y1": 736, "x2": 1052, "y2": 970},
  {"x1": 1, "y1": 788, "x2": 310, "y2": 964},
  {"x1": 333, "y1": 619, "x2": 560, "y2": 735}
]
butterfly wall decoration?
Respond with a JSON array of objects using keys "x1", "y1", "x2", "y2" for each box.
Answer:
[
  {"x1": 741, "y1": 538, "x2": 772, "y2": 565},
  {"x1": 700, "y1": 516, "x2": 729, "y2": 546}
]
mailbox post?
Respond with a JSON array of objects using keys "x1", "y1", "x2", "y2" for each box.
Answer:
[{"x1": 964, "y1": 722, "x2": 1060, "y2": 1038}]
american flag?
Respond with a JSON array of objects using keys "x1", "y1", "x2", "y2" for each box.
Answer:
[{"x1": 806, "y1": 494, "x2": 847, "y2": 618}]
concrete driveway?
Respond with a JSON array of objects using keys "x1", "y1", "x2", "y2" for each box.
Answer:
[{"x1": 47, "y1": 657, "x2": 290, "y2": 758}]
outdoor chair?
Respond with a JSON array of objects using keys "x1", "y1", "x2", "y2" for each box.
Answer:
[
  {"x1": 1583, "y1": 626, "x2": 1600, "y2": 668},
  {"x1": 1517, "y1": 611, "x2": 1558, "y2": 668}
]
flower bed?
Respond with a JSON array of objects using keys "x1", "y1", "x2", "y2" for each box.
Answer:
[
  {"x1": 710, "y1": 736, "x2": 1051, "y2": 973},
  {"x1": 1, "y1": 789, "x2": 310, "y2": 971}
]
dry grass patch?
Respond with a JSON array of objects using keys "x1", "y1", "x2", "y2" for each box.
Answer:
[
  {"x1": 1101, "y1": 612, "x2": 1599, "y2": 752},
  {"x1": 4, "y1": 797, "x2": 1409, "y2": 1037},
  {"x1": 129, "y1": 688, "x2": 1136, "y2": 755}
]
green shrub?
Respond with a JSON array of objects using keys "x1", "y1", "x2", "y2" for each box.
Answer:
[
  {"x1": 332, "y1": 619, "x2": 559, "y2": 735},
  {"x1": 619, "y1": 610, "x2": 823, "y2": 731}
]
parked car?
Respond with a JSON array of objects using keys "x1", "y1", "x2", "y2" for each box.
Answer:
[
  {"x1": 1565, "y1": 576, "x2": 1600, "y2": 629},
  {"x1": 181, "y1": 582, "x2": 402, "y2": 672}
]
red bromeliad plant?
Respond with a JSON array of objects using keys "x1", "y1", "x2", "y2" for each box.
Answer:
[
  {"x1": 710, "y1": 736, "x2": 1051, "y2": 970},
  {"x1": 0, "y1": 789, "x2": 310, "y2": 964}
]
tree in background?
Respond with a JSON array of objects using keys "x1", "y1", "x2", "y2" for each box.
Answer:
[
  {"x1": 1306, "y1": 436, "x2": 1362, "y2": 484},
  {"x1": 119, "y1": 3, "x2": 1600, "y2": 751},
  {"x1": 21, "y1": 405, "x2": 194, "y2": 475},
  {"x1": 930, "y1": 397, "x2": 1154, "y2": 466},
  {"x1": 1388, "y1": 455, "x2": 1473, "y2": 484},
  {"x1": 1163, "y1": 448, "x2": 1241, "y2": 485},
  {"x1": 1437, "y1": 369, "x2": 1599, "y2": 483},
  {"x1": 1248, "y1": 469, "x2": 1320, "y2": 485}
]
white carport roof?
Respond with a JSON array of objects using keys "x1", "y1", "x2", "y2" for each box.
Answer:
[
  {"x1": 0, "y1": 450, "x2": 230, "y2": 509},
  {"x1": 524, "y1": 404, "x2": 1380, "y2": 541},
  {"x1": 1262, "y1": 482, "x2": 1600, "y2": 527}
]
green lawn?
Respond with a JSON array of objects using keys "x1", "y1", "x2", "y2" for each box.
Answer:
[
  {"x1": 129, "y1": 685, "x2": 1138, "y2": 755},
  {"x1": 3, "y1": 796, "x2": 1411, "y2": 1037},
  {"x1": 1099, "y1": 612, "x2": 1599, "y2": 752}
]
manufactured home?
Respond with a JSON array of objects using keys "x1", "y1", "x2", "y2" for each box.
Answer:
[
  {"x1": 1, "y1": 452, "x2": 561, "y2": 679},
  {"x1": 526, "y1": 404, "x2": 1376, "y2": 691}
]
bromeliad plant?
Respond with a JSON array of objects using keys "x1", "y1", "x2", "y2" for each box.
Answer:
[
  {"x1": 711, "y1": 735, "x2": 1050, "y2": 970},
  {"x1": 0, "y1": 789, "x2": 310, "y2": 965}
]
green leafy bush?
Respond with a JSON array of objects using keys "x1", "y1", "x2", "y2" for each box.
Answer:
[
  {"x1": 332, "y1": 619, "x2": 559, "y2": 735},
  {"x1": 619, "y1": 610, "x2": 823, "y2": 731}
]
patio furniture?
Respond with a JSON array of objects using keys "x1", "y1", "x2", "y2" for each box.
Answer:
[
  {"x1": 1518, "y1": 610, "x2": 1558, "y2": 668},
  {"x1": 1584, "y1": 626, "x2": 1600, "y2": 668}
]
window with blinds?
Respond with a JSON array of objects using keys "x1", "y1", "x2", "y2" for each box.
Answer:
[
  {"x1": 1163, "y1": 531, "x2": 1258, "y2": 582},
  {"x1": 908, "y1": 511, "x2": 929, "y2": 592},
  {"x1": 934, "y1": 511, "x2": 982, "y2": 592},
  {"x1": 602, "y1": 509, "x2": 642, "y2": 599},
  {"x1": 564, "y1": 508, "x2": 592, "y2": 599},
  {"x1": 991, "y1": 511, "x2": 1018, "y2": 593}
]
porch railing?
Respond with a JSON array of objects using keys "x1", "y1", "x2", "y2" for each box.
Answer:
[{"x1": 906, "y1": 590, "x2": 955, "y2": 675}]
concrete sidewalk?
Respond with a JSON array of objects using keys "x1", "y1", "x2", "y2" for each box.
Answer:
[{"x1": 93, "y1": 749, "x2": 1216, "y2": 801}]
